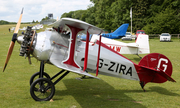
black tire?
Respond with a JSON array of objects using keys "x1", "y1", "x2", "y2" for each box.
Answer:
[
  {"x1": 30, "y1": 72, "x2": 50, "y2": 86},
  {"x1": 30, "y1": 78, "x2": 55, "y2": 101}
]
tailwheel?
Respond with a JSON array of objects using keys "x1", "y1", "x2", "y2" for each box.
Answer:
[
  {"x1": 30, "y1": 72, "x2": 50, "y2": 86},
  {"x1": 30, "y1": 78, "x2": 55, "y2": 101}
]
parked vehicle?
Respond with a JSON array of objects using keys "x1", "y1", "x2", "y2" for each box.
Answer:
[
  {"x1": 136, "y1": 30, "x2": 145, "y2": 40},
  {"x1": 160, "y1": 33, "x2": 171, "y2": 42},
  {"x1": 122, "y1": 32, "x2": 132, "y2": 41}
]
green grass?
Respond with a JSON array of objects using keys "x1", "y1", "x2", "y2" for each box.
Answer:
[{"x1": 0, "y1": 24, "x2": 180, "y2": 108}]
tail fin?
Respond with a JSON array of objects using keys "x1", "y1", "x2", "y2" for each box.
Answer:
[
  {"x1": 113, "y1": 23, "x2": 129, "y2": 35},
  {"x1": 101, "y1": 23, "x2": 129, "y2": 39},
  {"x1": 137, "y1": 53, "x2": 175, "y2": 90},
  {"x1": 136, "y1": 34, "x2": 150, "y2": 54}
]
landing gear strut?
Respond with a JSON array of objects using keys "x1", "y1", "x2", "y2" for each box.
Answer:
[{"x1": 30, "y1": 61, "x2": 70, "y2": 101}]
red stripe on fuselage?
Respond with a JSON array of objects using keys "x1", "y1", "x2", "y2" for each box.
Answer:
[{"x1": 95, "y1": 40, "x2": 136, "y2": 64}]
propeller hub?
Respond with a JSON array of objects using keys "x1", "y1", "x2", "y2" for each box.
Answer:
[
  {"x1": 17, "y1": 35, "x2": 24, "y2": 44},
  {"x1": 12, "y1": 33, "x2": 18, "y2": 42}
]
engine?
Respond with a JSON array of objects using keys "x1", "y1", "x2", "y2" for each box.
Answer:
[
  {"x1": 18, "y1": 26, "x2": 35, "y2": 57},
  {"x1": 17, "y1": 26, "x2": 71, "y2": 62},
  {"x1": 17, "y1": 26, "x2": 53, "y2": 62}
]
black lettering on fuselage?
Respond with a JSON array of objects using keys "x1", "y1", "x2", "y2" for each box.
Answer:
[
  {"x1": 119, "y1": 64, "x2": 126, "y2": 74},
  {"x1": 108, "y1": 62, "x2": 115, "y2": 71},
  {"x1": 98, "y1": 59, "x2": 104, "y2": 68},
  {"x1": 126, "y1": 67, "x2": 132, "y2": 76},
  {"x1": 115, "y1": 63, "x2": 119, "y2": 72},
  {"x1": 97, "y1": 58, "x2": 133, "y2": 76}
]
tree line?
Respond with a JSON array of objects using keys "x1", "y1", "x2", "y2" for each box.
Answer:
[
  {"x1": 0, "y1": 20, "x2": 16, "y2": 25},
  {"x1": 61, "y1": 0, "x2": 180, "y2": 34},
  {"x1": 0, "y1": 20, "x2": 38, "y2": 25}
]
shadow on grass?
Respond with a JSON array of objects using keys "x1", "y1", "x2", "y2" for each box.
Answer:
[
  {"x1": 131, "y1": 57, "x2": 142, "y2": 62},
  {"x1": 54, "y1": 79, "x2": 146, "y2": 108},
  {"x1": 148, "y1": 86, "x2": 180, "y2": 96}
]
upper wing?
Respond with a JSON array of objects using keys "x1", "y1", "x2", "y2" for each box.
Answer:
[
  {"x1": 49, "y1": 18, "x2": 103, "y2": 79},
  {"x1": 50, "y1": 18, "x2": 103, "y2": 34}
]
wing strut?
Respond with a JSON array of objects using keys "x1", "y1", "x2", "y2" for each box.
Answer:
[
  {"x1": 83, "y1": 31, "x2": 90, "y2": 71},
  {"x1": 63, "y1": 25, "x2": 83, "y2": 68},
  {"x1": 96, "y1": 35, "x2": 102, "y2": 76}
]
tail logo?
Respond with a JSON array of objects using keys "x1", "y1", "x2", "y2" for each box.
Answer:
[
  {"x1": 157, "y1": 58, "x2": 168, "y2": 72},
  {"x1": 150, "y1": 58, "x2": 156, "y2": 61}
]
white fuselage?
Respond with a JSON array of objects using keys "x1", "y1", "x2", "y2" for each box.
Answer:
[
  {"x1": 77, "y1": 41, "x2": 139, "y2": 81},
  {"x1": 90, "y1": 34, "x2": 150, "y2": 55},
  {"x1": 18, "y1": 30, "x2": 140, "y2": 81}
]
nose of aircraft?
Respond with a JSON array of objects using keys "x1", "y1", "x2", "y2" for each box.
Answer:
[{"x1": 17, "y1": 35, "x2": 24, "y2": 44}]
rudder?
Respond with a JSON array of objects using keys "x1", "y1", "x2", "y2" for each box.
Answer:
[
  {"x1": 136, "y1": 34, "x2": 150, "y2": 54},
  {"x1": 137, "y1": 53, "x2": 175, "y2": 90}
]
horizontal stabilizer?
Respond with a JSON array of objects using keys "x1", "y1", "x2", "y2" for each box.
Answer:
[
  {"x1": 126, "y1": 43, "x2": 138, "y2": 48},
  {"x1": 157, "y1": 68, "x2": 176, "y2": 82},
  {"x1": 137, "y1": 53, "x2": 175, "y2": 90},
  {"x1": 140, "y1": 65, "x2": 176, "y2": 82}
]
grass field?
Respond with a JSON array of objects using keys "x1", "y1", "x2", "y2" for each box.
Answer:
[{"x1": 0, "y1": 24, "x2": 180, "y2": 108}]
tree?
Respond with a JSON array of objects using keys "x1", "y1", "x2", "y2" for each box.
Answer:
[
  {"x1": 0, "y1": 20, "x2": 9, "y2": 25},
  {"x1": 111, "y1": 0, "x2": 132, "y2": 31},
  {"x1": 94, "y1": 0, "x2": 115, "y2": 30},
  {"x1": 41, "y1": 16, "x2": 49, "y2": 21},
  {"x1": 61, "y1": 11, "x2": 74, "y2": 18},
  {"x1": 85, "y1": 6, "x2": 96, "y2": 25},
  {"x1": 60, "y1": 0, "x2": 180, "y2": 34},
  {"x1": 143, "y1": 0, "x2": 180, "y2": 34},
  {"x1": 132, "y1": 0, "x2": 149, "y2": 32}
]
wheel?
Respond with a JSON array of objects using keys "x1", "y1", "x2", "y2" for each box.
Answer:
[
  {"x1": 30, "y1": 78, "x2": 55, "y2": 101},
  {"x1": 30, "y1": 72, "x2": 50, "y2": 86}
]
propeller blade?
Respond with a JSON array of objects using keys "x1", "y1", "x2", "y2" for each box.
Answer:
[
  {"x1": 3, "y1": 39, "x2": 16, "y2": 72},
  {"x1": 14, "y1": 8, "x2": 23, "y2": 33},
  {"x1": 3, "y1": 8, "x2": 24, "y2": 72}
]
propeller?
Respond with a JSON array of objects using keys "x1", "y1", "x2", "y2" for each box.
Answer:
[
  {"x1": 27, "y1": 30, "x2": 36, "y2": 64},
  {"x1": 3, "y1": 8, "x2": 24, "y2": 72}
]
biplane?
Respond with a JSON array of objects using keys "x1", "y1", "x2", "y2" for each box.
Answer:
[{"x1": 3, "y1": 8, "x2": 176, "y2": 101}]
